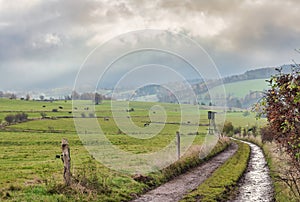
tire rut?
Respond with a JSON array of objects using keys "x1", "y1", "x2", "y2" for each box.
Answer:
[
  {"x1": 230, "y1": 139, "x2": 274, "y2": 202},
  {"x1": 132, "y1": 143, "x2": 238, "y2": 202}
]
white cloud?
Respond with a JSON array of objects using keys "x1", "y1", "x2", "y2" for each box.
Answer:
[
  {"x1": 31, "y1": 33, "x2": 63, "y2": 49},
  {"x1": 44, "y1": 33, "x2": 62, "y2": 46}
]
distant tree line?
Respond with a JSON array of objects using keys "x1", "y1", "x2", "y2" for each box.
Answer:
[
  {"x1": 0, "y1": 91, "x2": 112, "y2": 104},
  {"x1": 198, "y1": 90, "x2": 263, "y2": 108},
  {"x1": 0, "y1": 91, "x2": 32, "y2": 101},
  {"x1": 0, "y1": 91, "x2": 18, "y2": 99},
  {"x1": 69, "y1": 91, "x2": 111, "y2": 104},
  {"x1": 222, "y1": 121, "x2": 258, "y2": 138}
]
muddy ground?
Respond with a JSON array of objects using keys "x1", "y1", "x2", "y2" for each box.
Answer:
[
  {"x1": 230, "y1": 140, "x2": 274, "y2": 202},
  {"x1": 132, "y1": 143, "x2": 238, "y2": 202}
]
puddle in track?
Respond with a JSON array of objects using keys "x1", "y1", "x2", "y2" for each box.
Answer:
[
  {"x1": 131, "y1": 143, "x2": 238, "y2": 202},
  {"x1": 230, "y1": 140, "x2": 274, "y2": 202}
]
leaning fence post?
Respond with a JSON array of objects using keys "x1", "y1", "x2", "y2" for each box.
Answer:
[
  {"x1": 61, "y1": 138, "x2": 71, "y2": 186},
  {"x1": 176, "y1": 131, "x2": 180, "y2": 160}
]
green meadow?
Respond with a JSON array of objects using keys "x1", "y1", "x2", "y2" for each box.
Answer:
[
  {"x1": 209, "y1": 79, "x2": 269, "y2": 98},
  {"x1": 0, "y1": 98, "x2": 264, "y2": 201}
]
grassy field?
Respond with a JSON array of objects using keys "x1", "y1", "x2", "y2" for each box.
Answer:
[
  {"x1": 0, "y1": 98, "x2": 264, "y2": 201},
  {"x1": 0, "y1": 131, "x2": 150, "y2": 201},
  {"x1": 219, "y1": 111, "x2": 266, "y2": 128},
  {"x1": 0, "y1": 99, "x2": 73, "y2": 120}
]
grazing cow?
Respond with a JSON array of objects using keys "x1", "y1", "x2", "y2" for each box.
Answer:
[{"x1": 144, "y1": 122, "x2": 150, "y2": 127}]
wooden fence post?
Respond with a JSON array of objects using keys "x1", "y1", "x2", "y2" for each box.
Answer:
[
  {"x1": 61, "y1": 138, "x2": 71, "y2": 186},
  {"x1": 176, "y1": 131, "x2": 180, "y2": 160}
]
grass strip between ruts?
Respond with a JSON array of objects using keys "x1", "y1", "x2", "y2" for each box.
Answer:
[{"x1": 181, "y1": 141, "x2": 250, "y2": 202}]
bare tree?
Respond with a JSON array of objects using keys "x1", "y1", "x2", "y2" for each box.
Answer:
[
  {"x1": 25, "y1": 94, "x2": 30, "y2": 101},
  {"x1": 95, "y1": 93, "x2": 102, "y2": 105},
  {"x1": 10, "y1": 94, "x2": 17, "y2": 99}
]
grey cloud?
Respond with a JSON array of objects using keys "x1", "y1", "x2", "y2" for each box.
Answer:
[
  {"x1": 157, "y1": 0, "x2": 241, "y2": 15},
  {"x1": 219, "y1": 1, "x2": 300, "y2": 50},
  {"x1": 1, "y1": 0, "x2": 300, "y2": 91},
  {"x1": 153, "y1": 0, "x2": 300, "y2": 51}
]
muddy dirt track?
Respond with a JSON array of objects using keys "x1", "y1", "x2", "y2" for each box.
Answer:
[
  {"x1": 132, "y1": 143, "x2": 238, "y2": 202},
  {"x1": 230, "y1": 140, "x2": 274, "y2": 202},
  {"x1": 132, "y1": 139, "x2": 274, "y2": 202}
]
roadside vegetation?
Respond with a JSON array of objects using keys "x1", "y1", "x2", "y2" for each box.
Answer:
[
  {"x1": 254, "y1": 68, "x2": 300, "y2": 201},
  {"x1": 146, "y1": 138, "x2": 231, "y2": 189}
]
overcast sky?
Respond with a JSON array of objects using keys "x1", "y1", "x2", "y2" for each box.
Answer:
[{"x1": 1, "y1": 0, "x2": 300, "y2": 91}]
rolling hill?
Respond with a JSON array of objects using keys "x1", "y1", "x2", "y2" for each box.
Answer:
[
  {"x1": 209, "y1": 79, "x2": 268, "y2": 99},
  {"x1": 105, "y1": 64, "x2": 297, "y2": 108}
]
